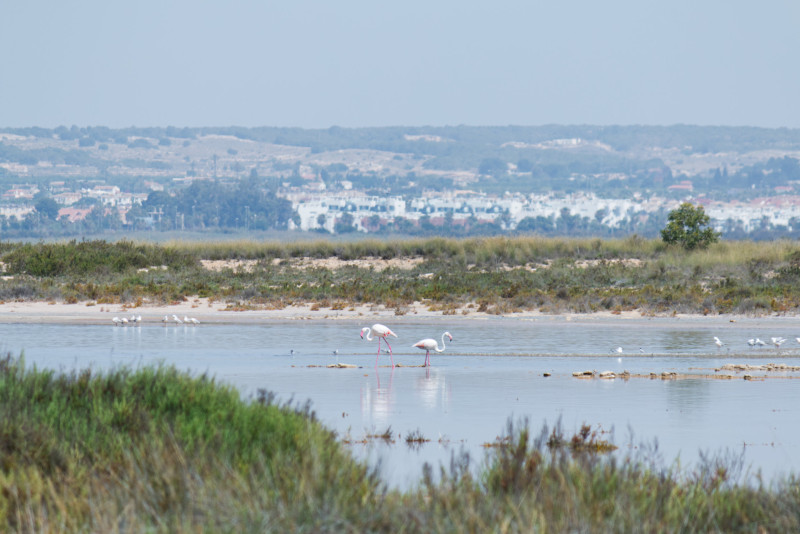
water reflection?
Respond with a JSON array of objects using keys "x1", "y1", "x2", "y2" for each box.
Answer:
[
  {"x1": 361, "y1": 369, "x2": 395, "y2": 426},
  {"x1": 414, "y1": 368, "x2": 451, "y2": 411},
  {"x1": 665, "y1": 379, "x2": 711, "y2": 413}
]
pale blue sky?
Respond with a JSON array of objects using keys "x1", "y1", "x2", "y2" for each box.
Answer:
[{"x1": 2, "y1": 1, "x2": 799, "y2": 128}]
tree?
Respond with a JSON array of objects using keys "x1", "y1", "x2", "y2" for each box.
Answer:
[
  {"x1": 334, "y1": 212, "x2": 356, "y2": 233},
  {"x1": 661, "y1": 202, "x2": 719, "y2": 250},
  {"x1": 34, "y1": 197, "x2": 60, "y2": 220}
]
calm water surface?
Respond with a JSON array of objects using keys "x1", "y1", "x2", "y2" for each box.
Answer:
[{"x1": 3, "y1": 315, "x2": 800, "y2": 488}]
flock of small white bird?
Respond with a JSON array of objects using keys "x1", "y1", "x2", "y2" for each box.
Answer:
[
  {"x1": 744, "y1": 336, "x2": 796, "y2": 349},
  {"x1": 609, "y1": 335, "x2": 800, "y2": 354},
  {"x1": 111, "y1": 314, "x2": 141, "y2": 326},
  {"x1": 714, "y1": 335, "x2": 798, "y2": 349},
  {"x1": 112, "y1": 313, "x2": 200, "y2": 326}
]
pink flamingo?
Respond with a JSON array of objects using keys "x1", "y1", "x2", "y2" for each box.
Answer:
[
  {"x1": 360, "y1": 323, "x2": 398, "y2": 368},
  {"x1": 413, "y1": 331, "x2": 452, "y2": 367}
]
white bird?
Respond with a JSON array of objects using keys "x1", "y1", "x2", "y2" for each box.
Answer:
[
  {"x1": 112, "y1": 316, "x2": 122, "y2": 326},
  {"x1": 755, "y1": 338, "x2": 766, "y2": 347},
  {"x1": 172, "y1": 314, "x2": 183, "y2": 324},
  {"x1": 796, "y1": 337, "x2": 800, "y2": 344},
  {"x1": 714, "y1": 336, "x2": 723, "y2": 348},
  {"x1": 413, "y1": 332, "x2": 452, "y2": 367},
  {"x1": 360, "y1": 324, "x2": 398, "y2": 368},
  {"x1": 613, "y1": 347, "x2": 623, "y2": 354},
  {"x1": 772, "y1": 337, "x2": 786, "y2": 348},
  {"x1": 121, "y1": 317, "x2": 129, "y2": 325},
  {"x1": 189, "y1": 317, "x2": 200, "y2": 325},
  {"x1": 162, "y1": 315, "x2": 169, "y2": 325},
  {"x1": 747, "y1": 338, "x2": 756, "y2": 348}
]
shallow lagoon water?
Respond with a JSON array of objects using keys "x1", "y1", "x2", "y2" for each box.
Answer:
[{"x1": 3, "y1": 315, "x2": 800, "y2": 488}]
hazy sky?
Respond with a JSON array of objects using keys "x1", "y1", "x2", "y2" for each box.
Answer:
[{"x1": 2, "y1": 1, "x2": 799, "y2": 129}]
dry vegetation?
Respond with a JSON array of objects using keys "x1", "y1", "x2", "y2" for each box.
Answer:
[{"x1": 2, "y1": 236, "x2": 800, "y2": 316}]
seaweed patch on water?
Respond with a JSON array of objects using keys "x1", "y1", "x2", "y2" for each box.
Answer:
[
  {"x1": 405, "y1": 429, "x2": 431, "y2": 449},
  {"x1": 547, "y1": 423, "x2": 618, "y2": 454}
]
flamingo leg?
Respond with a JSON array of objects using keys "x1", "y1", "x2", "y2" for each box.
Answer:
[
  {"x1": 384, "y1": 338, "x2": 395, "y2": 368},
  {"x1": 375, "y1": 338, "x2": 382, "y2": 367},
  {"x1": 425, "y1": 350, "x2": 430, "y2": 367}
]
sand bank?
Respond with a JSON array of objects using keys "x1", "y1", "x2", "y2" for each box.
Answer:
[{"x1": 0, "y1": 298, "x2": 795, "y2": 326}]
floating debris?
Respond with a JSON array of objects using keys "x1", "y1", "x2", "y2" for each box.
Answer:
[
  {"x1": 715, "y1": 363, "x2": 800, "y2": 372},
  {"x1": 571, "y1": 369, "x2": 799, "y2": 381}
]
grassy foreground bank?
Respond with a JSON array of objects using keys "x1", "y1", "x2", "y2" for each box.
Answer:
[
  {"x1": 1, "y1": 355, "x2": 799, "y2": 532},
  {"x1": 2, "y1": 236, "x2": 800, "y2": 315}
]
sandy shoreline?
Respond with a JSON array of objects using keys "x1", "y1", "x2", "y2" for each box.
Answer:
[{"x1": 0, "y1": 298, "x2": 796, "y2": 326}]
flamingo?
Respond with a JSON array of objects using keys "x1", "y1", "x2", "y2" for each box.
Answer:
[
  {"x1": 360, "y1": 324, "x2": 398, "y2": 368},
  {"x1": 413, "y1": 331, "x2": 452, "y2": 367}
]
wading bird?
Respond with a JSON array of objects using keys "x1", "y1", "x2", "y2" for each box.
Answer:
[
  {"x1": 413, "y1": 331, "x2": 453, "y2": 367},
  {"x1": 360, "y1": 324, "x2": 398, "y2": 368},
  {"x1": 714, "y1": 336, "x2": 723, "y2": 348}
]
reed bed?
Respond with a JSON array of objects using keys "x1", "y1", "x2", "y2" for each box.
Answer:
[{"x1": 1, "y1": 356, "x2": 799, "y2": 532}]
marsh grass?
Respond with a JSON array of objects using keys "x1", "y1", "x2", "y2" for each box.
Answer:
[
  {"x1": 3, "y1": 237, "x2": 800, "y2": 314},
  {"x1": 0, "y1": 354, "x2": 381, "y2": 532},
  {"x1": 2, "y1": 357, "x2": 800, "y2": 532}
]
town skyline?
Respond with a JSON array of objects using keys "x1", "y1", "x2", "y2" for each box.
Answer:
[{"x1": 1, "y1": 124, "x2": 799, "y2": 240}]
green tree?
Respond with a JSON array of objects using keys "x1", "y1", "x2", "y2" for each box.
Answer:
[
  {"x1": 661, "y1": 202, "x2": 720, "y2": 250},
  {"x1": 34, "y1": 197, "x2": 60, "y2": 220},
  {"x1": 335, "y1": 212, "x2": 356, "y2": 233}
]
